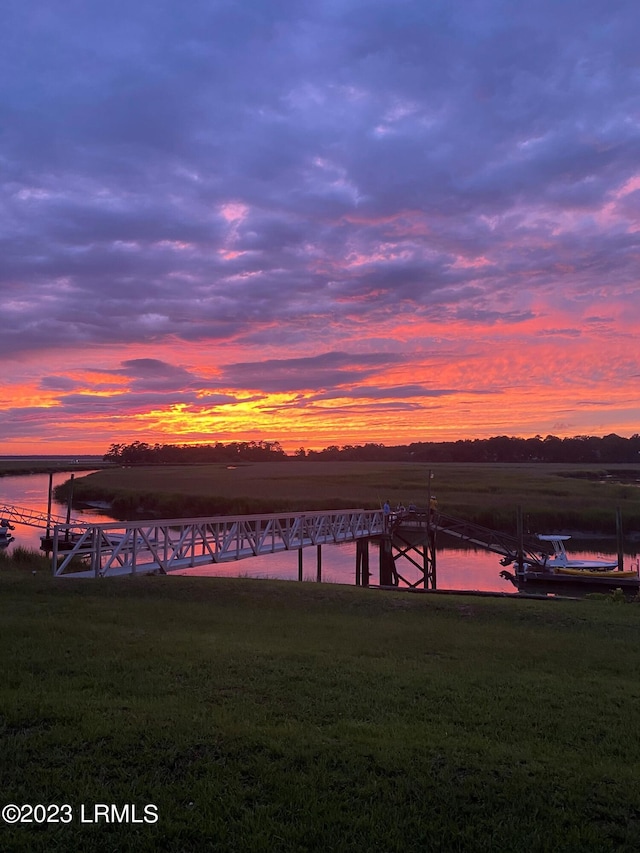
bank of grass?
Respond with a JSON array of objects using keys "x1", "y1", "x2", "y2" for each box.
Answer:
[
  {"x1": 62, "y1": 460, "x2": 640, "y2": 533},
  {"x1": 0, "y1": 459, "x2": 108, "y2": 477},
  {"x1": 1, "y1": 562, "x2": 640, "y2": 852}
]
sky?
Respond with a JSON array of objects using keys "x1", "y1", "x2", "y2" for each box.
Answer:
[{"x1": 2, "y1": 0, "x2": 639, "y2": 454}]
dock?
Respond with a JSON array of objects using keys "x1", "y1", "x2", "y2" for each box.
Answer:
[{"x1": 3, "y1": 499, "x2": 636, "y2": 594}]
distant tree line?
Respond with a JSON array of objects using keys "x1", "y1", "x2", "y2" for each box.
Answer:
[
  {"x1": 103, "y1": 440, "x2": 286, "y2": 464},
  {"x1": 301, "y1": 434, "x2": 640, "y2": 463},
  {"x1": 105, "y1": 434, "x2": 640, "y2": 465}
]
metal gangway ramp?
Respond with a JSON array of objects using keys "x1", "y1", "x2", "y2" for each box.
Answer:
[
  {"x1": 395, "y1": 509, "x2": 549, "y2": 569},
  {"x1": 432, "y1": 512, "x2": 548, "y2": 567},
  {"x1": 0, "y1": 503, "x2": 80, "y2": 530},
  {"x1": 51, "y1": 508, "x2": 385, "y2": 578}
]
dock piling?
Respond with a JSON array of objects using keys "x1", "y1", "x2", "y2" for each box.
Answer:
[
  {"x1": 379, "y1": 537, "x2": 395, "y2": 586},
  {"x1": 616, "y1": 507, "x2": 624, "y2": 571},
  {"x1": 516, "y1": 506, "x2": 524, "y2": 574}
]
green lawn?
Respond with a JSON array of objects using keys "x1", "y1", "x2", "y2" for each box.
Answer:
[{"x1": 1, "y1": 567, "x2": 639, "y2": 851}]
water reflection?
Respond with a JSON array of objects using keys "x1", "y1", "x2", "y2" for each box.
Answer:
[
  {"x1": 0, "y1": 471, "x2": 109, "y2": 552},
  {"x1": 172, "y1": 542, "x2": 517, "y2": 592}
]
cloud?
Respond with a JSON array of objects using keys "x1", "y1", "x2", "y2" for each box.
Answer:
[
  {"x1": 1, "y1": 0, "x2": 640, "y2": 449},
  {"x1": 39, "y1": 376, "x2": 85, "y2": 392},
  {"x1": 113, "y1": 358, "x2": 202, "y2": 392},
  {"x1": 309, "y1": 384, "x2": 500, "y2": 402},
  {"x1": 217, "y1": 351, "x2": 402, "y2": 393}
]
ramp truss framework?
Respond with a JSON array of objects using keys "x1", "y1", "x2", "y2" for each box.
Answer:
[
  {"x1": 50, "y1": 508, "x2": 385, "y2": 578},
  {"x1": 1, "y1": 497, "x2": 552, "y2": 585},
  {"x1": 398, "y1": 512, "x2": 549, "y2": 566},
  {"x1": 0, "y1": 502, "x2": 79, "y2": 530},
  {"x1": 433, "y1": 512, "x2": 550, "y2": 567}
]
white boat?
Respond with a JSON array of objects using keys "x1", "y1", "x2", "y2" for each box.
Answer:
[
  {"x1": 535, "y1": 534, "x2": 619, "y2": 571},
  {"x1": 499, "y1": 534, "x2": 639, "y2": 592}
]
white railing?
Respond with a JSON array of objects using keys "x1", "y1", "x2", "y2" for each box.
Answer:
[
  {"x1": 51, "y1": 508, "x2": 385, "y2": 578},
  {"x1": 0, "y1": 503, "x2": 78, "y2": 529}
]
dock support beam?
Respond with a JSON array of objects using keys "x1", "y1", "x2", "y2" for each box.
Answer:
[
  {"x1": 426, "y1": 528, "x2": 437, "y2": 589},
  {"x1": 387, "y1": 527, "x2": 436, "y2": 589},
  {"x1": 298, "y1": 548, "x2": 303, "y2": 581},
  {"x1": 616, "y1": 507, "x2": 624, "y2": 571},
  {"x1": 64, "y1": 474, "x2": 75, "y2": 543},
  {"x1": 516, "y1": 506, "x2": 524, "y2": 575},
  {"x1": 317, "y1": 544, "x2": 322, "y2": 582},
  {"x1": 379, "y1": 537, "x2": 396, "y2": 586},
  {"x1": 356, "y1": 538, "x2": 370, "y2": 586},
  {"x1": 46, "y1": 473, "x2": 53, "y2": 540}
]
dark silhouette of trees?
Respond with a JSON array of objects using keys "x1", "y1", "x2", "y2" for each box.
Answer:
[
  {"x1": 301, "y1": 434, "x2": 640, "y2": 463},
  {"x1": 103, "y1": 440, "x2": 286, "y2": 464},
  {"x1": 104, "y1": 434, "x2": 640, "y2": 465}
]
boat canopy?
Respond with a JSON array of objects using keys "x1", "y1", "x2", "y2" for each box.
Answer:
[{"x1": 537, "y1": 534, "x2": 571, "y2": 542}]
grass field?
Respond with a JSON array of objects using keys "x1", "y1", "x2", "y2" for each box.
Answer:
[
  {"x1": 1, "y1": 565, "x2": 639, "y2": 852},
  {"x1": 59, "y1": 460, "x2": 640, "y2": 534}
]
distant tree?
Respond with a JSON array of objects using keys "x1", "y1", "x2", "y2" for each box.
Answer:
[
  {"x1": 104, "y1": 433, "x2": 640, "y2": 465},
  {"x1": 103, "y1": 443, "x2": 124, "y2": 462}
]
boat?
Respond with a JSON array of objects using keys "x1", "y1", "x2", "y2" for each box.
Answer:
[
  {"x1": 0, "y1": 519, "x2": 15, "y2": 547},
  {"x1": 499, "y1": 534, "x2": 640, "y2": 593},
  {"x1": 535, "y1": 534, "x2": 619, "y2": 571}
]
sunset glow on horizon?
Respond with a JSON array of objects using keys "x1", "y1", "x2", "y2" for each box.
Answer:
[{"x1": 2, "y1": 1, "x2": 639, "y2": 455}]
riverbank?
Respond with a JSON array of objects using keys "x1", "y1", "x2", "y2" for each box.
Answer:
[
  {"x1": 53, "y1": 460, "x2": 640, "y2": 534},
  {"x1": 1, "y1": 569, "x2": 639, "y2": 852},
  {"x1": 0, "y1": 457, "x2": 109, "y2": 477}
]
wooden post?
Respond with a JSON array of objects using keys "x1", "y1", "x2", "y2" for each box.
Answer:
[
  {"x1": 356, "y1": 538, "x2": 370, "y2": 586},
  {"x1": 91, "y1": 528, "x2": 99, "y2": 578},
  {"x1": 65, "y1": 474, "x2": 75, "y2": 542},
  {"x1": 425, "y1": 470, "x2": 432, "y2": 588},
  {"x1": 516, "y1": 506, "x2": 524, "y2": 574},
  {"x1": 430, "y1": 528, "x2": 437, "y2": 589},
  {"x1": 46, "y1": 472, "x2": 53, "y2": 539},
  {"x1": 316, "y1": 544, "x2": 322, "y2": 582},
  {"x1": 379, "y1": 538, "x2": 394, "y2": 586},
  {"x1": 433, "y1": 529, "x2": 437, "y2": 588},
  {"x1": 616, "y1": 507, "x2": 624, "y2": 571},
  {"x1": 298, "y1": 548, "x2": 303, "y2": 582}
]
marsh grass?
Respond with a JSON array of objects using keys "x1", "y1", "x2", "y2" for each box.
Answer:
[
  {"x1": 63, "y1": 461, "x2": 640, "y2": 533},
  {"x1": 1, "y1": 569, "x2": 640, "y2": 851},
  {"x1": 0, "y1": 548, "x2": 92, "y2": 579},
  {"x1": 0, "y1": 546, "x2": 51, "y2": 571}
]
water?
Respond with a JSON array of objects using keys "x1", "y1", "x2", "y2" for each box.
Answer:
[
  {"x1": 0, "y1": 471, "x2": 110, "y2": 552},
  {"x1": 0, "y1": 471, "x2": 634, "y2": 592},
  {"x1": 172, "y1": 538, "x2": 512, "y2": 592}
]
